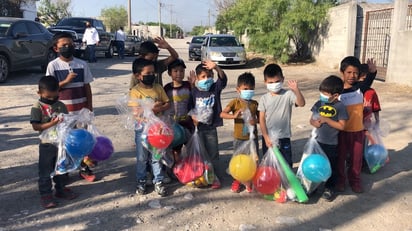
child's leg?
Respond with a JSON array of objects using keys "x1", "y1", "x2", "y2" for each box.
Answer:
[
  {"x1": 279, "y1": 138, "x2": 292, "y2": 167},
  {"x1": 336, "y1": 132, "x2": 348, "y2": 190},
  {"x1": 38, "y1": 144, "x2": 58, "y2": 196},
  {"x1": 198, "y1": 128, "x2": 219, "y2": 167},
  {"x1": 318, "y1": 143, "x2": 338, "y2": 190},
  {"x1": 135, "y1": 130, "x2": 148, "y2": 183},
  {"x1": 151, "y1": 153, "x2": 165, "y2": 184},
  {"x1": 347, "y1": 131, "x2": 365, "y2": 191}
]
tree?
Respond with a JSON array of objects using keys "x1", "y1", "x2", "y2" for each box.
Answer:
[
  {"x1": 0, "y1": 0, "x2": 27, "y2": 18},
  {"x1": 190, "y1": 26, "x2": 208, "y2": 36},
  {"x1": 100, "y1": 6, "x2": 128, "y2": 33},
  {"x1": 37, "y1": 0, "x2": 72, "y2": 26},
  {"x1": 217, "y1": 0, "x2": 335, "y2": 63}
]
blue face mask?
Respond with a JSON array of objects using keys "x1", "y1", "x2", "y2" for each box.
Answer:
[
  {"x1": 197, "y1": 78, "x2": 214, "y2": 91},
  {"x1": 240, "y1": 90, "x2": 255, "y2": 100},
  {"x1": 319, "y1": 92, "x2": 330, "y2": 103}
]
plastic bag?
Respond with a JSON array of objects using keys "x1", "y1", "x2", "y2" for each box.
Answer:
[
  {"x1": 115, "y1": 95, "x2": 144, "y2": 130},
  {"x1": 364, "y1": 119, "x2": 390, "y2": 173},
  {"x1": 188, "y1": 106, "x2": 213, "y2": 125},
  {"x1": 228, "y1": 108, "x2": 258, "y2": 183},
  {"x1": 296, "y1": 128, "x2": 331, "y2": 194},
  {"x1": 173, "y1": 127, "x2": 214, "y2": 186}
]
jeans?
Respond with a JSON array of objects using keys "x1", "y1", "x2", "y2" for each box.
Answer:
[
  {"x1": 116, "y1": 41, "x2": 125, "y2": 59},
  {"x1": 262, "y1": 137, "x2": 293, "y2": 167},
  {"x1": 38, "y1": 143, "x2": 68, "y2": 196},
  {"x1": 318, "y1": 142, "x2": 338, "y2": 189},
  {"x1": 197, "y1": 128, "x2": 219, "y2": 168},
  {"x1": 135, "y1": 129, "x2": 164, "y2": 184},
  {"x1": 87, "y1": 44, "x2": 97, "y2": 62}
]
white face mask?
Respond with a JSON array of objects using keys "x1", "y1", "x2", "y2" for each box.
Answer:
[{"x1": 267, "y1": 82, "x2": 283, "y2": 93}]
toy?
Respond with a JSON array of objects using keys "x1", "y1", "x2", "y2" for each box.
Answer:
[
  {"x1": 301, "y1": 154, "x2": 331, "y2": 183},
  {"x1": 147, "y1": 123, "x2": 174, "y2": 149},
  {"x1": 253, "y1": 166, "x2": 281, "y2": 194},
  {"x1": 64, "y1": 129, "x2": 96, "y2": 158},
  {"x1": 229, "y1": 154, "x2": 257, "y2": 182},
  {"x1": 365, "y1": 144, "x2": 388, "y2": 173},
  {"x1": 89, "y1": 136, "x2": 114, "y2": 161},
  {"x1": 170, "y1": 123, "x2": 186, "y2": 148}
]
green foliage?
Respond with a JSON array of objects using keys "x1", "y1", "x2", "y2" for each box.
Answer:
[
  {"x1": 217, "y1": 0, "x2": 335, "y2": 63},
  {"x1": 100, "y1": 6, "x2": 128, "y2": 33},
  {"x1": 38, "y1": 0, "x2": 71, "y2": 26},
  {"x1": 190, "y1": 26, "x2": 208, "y2": 36}
]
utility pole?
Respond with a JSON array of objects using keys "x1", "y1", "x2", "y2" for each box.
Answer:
[
  {"x1": 127, "y1": 0, "x2": 131, "y2": 34},
  {"x1": 169, "y1": 4, "x2": 173, "y2": 38},
  {"x1": 158, "y1": 0, "x2": 162, "y2": 37}
]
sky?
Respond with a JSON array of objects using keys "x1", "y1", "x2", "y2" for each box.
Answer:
[{"x1": 69, "y1": 0, "x2": 217, "y2": 32}]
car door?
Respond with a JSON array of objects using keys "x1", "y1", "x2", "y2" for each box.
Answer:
[
  {"x1": 200, "y1": 36, "x2": 209, "y2": 61},
  {"x1": 26, "y1": 21, "x2": 48, "y2": 62},
  {"x1": 8, "y1": 21, "x2": 32, "y2": 69}
]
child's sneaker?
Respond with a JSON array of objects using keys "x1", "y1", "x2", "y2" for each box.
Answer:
[
  {"x1": 322, "y1": 188, "x2": 336, "y2": 202},
  {"x1": 154, "y1": 182, "x2": 167, "y2": 197},
  {"x1": 211, "y1": 176, "x2": 221, "y2": 189},
  {"x1": 40, "y1": 195, "x2": 57, "y2": 209},
  {"x1": 79, "y1": 166, "x2": 96, "y2": 182},
  {"x1": 245, "y1": 183, "x2": 253, "y2": 193},
  {"x1": 136, "y1": 180, "x2": 147, "y2": 195},
  {"x1": 146, "y1": 172, "x2": 153, "y2": 186},
  {"x1": 231, "y1": 180, "x2": 241, "y2": 193},
  {"x1": 55, "y1": 187, "x2": 78, "y2": 200}
]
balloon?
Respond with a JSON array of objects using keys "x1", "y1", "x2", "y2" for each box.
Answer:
[
  {"x1": 170, "y1": 123, "x2": 186, "y2": 148},
  {"x1": 253, "y1": 166, "x2": 281, "y2": 194},
  {"x1": 229, "y1": 154, "x2": 257, "y2": 182},
  {"x1": 147, "y1": 123, "x2": 174, "y2": 149},
  {"x1": 88, "y1": 136, "x2": 114, "y2": 161},
  {"x1": 365, "y1": 144, "x2": 388, "y2": 173},
  {"x1": 302, "y1": 154, "x2": 331, "y2": 183},
  {"x1": 65, "y1": 129, "x2": 96, "y2": 158},
  {"x1": 173, "y1": 154, "x2": 205, "y2": 184}
]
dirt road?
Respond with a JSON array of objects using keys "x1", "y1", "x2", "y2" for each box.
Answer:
[{"x1": 1, "y1": 38, "x2": 411, "y2": 231}]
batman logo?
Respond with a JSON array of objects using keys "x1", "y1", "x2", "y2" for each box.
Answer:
[{"x1": 318, "y1": 105, "x2": 336, "y2": 117}]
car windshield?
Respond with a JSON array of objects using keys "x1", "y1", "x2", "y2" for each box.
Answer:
[
  {"x1": 191, "y1": 37, "x2": 205, "y2": 44},
  {"x1": 57, "y1": 18, "x2": 89, "y2": 28},
  {"x1": 209, "y1": 37, "x2": 239, "y2": 47},
  {"x1": 0, "y1": 22, "x2": 12, "y2": 36}
]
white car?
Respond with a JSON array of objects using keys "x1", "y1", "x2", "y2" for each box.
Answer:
[{"x1": 200, "y1": 34, "x2": 247, "y2": 66}]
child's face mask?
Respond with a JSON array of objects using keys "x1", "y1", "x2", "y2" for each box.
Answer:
[
  {"x1": 240, "y1": 90, "x2": 254, "y2": 100},
  {"x1": 196, "y1": 77, "x2": 213, "y2": 91},
  {"x1": 319, "y1": 92, "x2": 330, "y2": 103},
  {"x1": 267, "y1": 82, "x2": 283, "y2": 93}
]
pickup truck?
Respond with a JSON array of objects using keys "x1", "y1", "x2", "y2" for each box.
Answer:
[{"x1": 48, "y1": 17, "x2": 114, "y2": 59}]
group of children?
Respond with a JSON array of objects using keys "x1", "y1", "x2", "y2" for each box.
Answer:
[{"x1": 31, "y1": 32, "x2": 380, "y2": 209}]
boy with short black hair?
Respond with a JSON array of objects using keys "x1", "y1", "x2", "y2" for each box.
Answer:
[
  {"x1": 30, "y1": 76, "x2": 78, "y2": 209},
  {"x1": 259, "y1": 64, "x2": 305, "y2": 167},
  {"x1": 310, "y1": 75, "x2": 348, "y2": 201},
  {"x1": 129, "y1": 58, "x2": 170, "y2": 196},
  {"x1": 191, "y1": 60, "x2": 227, "y2": 189},
  {"x1": 221, "y1": 72, "x2": 259, "y2": 193}
]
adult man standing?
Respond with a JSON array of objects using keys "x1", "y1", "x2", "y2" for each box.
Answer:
[
  {"x1": 82, "y1": 21, "x2": 99, "y2": 63},
  {"x1": 115, "y1": 27, "x2": 126, "y2": 59}
]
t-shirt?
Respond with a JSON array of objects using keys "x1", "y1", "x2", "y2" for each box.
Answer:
[
  {"x1": 46, "y1": 57, "x2": 93, "y2": 113},
  {"x1": 191, "y1": 76, "x2": 227, "y2": 129},
  {"x1": 163, "y1": 81, "x2": 193, "y2": 121},
  {"x1": 258, "y1": 89, "x2": 296, "y2": 139},
  {"x1": 225, "y1": 98, "x2": 259, "y2": 140},
  {"x1": 339, "y1": 87, "x2": 364, "y2": 132},
  {"x1": 363, "y1": 87, "x2": 381, "y2": 126},
  {"x1": 30, "y1": 100, "x2": 68, "y2": 132},
  {"x1": 311, "y1": 100, "x2": 348, "y2": 145},
  {"x1": 129, "y1": 59, "x2": 168, "y2": 88},
  {"x1": 129, "y1": 83, "x2": 170, "y2": 107}
]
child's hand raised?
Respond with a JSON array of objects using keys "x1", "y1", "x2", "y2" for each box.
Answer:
[
  {"x1": 153, "y1": 36, "x2": 170, "y2": 49},
  {"x1": 202, "y1": 60, "x2": 217, "y2": 70},
  {"x1": 287, "y1": 80, "x2": 299, "y2": 91},
  {"x1": 367, "y1": 58, "x2": 377, "y2": 73},
  {"x1": 188, "y1": 70, "x2": 196, "y2": 85}
]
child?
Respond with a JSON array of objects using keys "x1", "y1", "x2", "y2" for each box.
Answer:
[
  {"x1": 309, "y1": 75, "x2": 348, "y2": 201},
  {"x1": 259, "y1": 64, "x2": 305, "y2": 167},
  {"x1": 30, "y1": 76, "x2": 78, "y2": 209},
  {"x1": 129, "y1": 37, "x2": 179, "y2": 88},
  {"x1": 46, "y1": 32, "x2": 96, "y2": 182},
  {"x1": 191, "y1": 60, "x2": 228, "y2": 189},
  {"x1": 220, "y1": 72, "x2": 259, "y2": 193},
  {"x1": 129, "y1": 58, "x2": 170, "y2": 196},
  {"x1": 336, "y1": 56, "x2": 376, "y2": 193},
  {"x1": 164, "y1": 58, "x2": 194, "y2": 160},
  {"x1": 359, "y1": 63, "x2": 381, "y2": 130}
]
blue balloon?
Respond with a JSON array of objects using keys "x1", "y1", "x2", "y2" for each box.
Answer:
[
  {"x1": 302, "y1": 154, "x2": 331, "y2": 183},
  {"x1": 170, "y1": 123, "x2": 186, "y2": 148},
  {"x1": 64, "y1": 129, "x2": 96, "y2": 158},
  {"x1": 365, "y1": 144, "x2": 388, "y2": 173}
]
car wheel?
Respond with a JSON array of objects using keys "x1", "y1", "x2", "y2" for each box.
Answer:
[
  {"x1": 105, "y1": 46, "x2": 114, "y2": 58},
  {"x1": 41, "y1": 49, "x2": 57, "y2": 72},
  {"x1": 0, "y1": 55, "x2": 10, "y2": 83}
]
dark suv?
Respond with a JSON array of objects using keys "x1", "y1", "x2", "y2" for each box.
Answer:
[
  {"x1": 187, "y1": 36, "x2": 205, "y2": 61},
  {"x1": 48, "y1": 17, "x2": 114, "y2": 59},
  {"x1": 0, "y1": 17, "x2": 55, "y2": 82}
]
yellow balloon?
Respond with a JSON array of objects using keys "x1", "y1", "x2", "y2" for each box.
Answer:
[{"x1": 229, "y1": 154, "x2": 257, "y2": 182}]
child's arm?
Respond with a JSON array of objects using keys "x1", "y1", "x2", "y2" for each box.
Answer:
[
  {"x1": 152, "y1": 101, "x2": 170, "y2": 114},
  {"x1": 203, "y1": 60, "x2": 227, "y2": 81},
  {"x1": 259, "y1": 111, "x2": 272, "y2": 148},
  {"x1": 85, "y1": 83, "x2": 93, "y2": 111},
  {"x1": 154, "y1": 37, "x2": 179, "y2": 65},
  {"x1": 220, "y1": 106, "x2": 241, "y2": 119},
  {"x1": 310, "y1": 117, "x2": 322, "y2": 128},
  {"x1": 59, "y1": 72, "x2": 78, "y2": 88},
  {"x1": 363, "y1": 58, "x2": 377, "y2": 87},
  {"x1": 31, "y1": 117, "x2": 61, "y2": 132},
  {"x1": 319, "y1": 117, "x2": 347, "y2": 131},
  {"x1": 288, "y1": 80, "x2": 305, "y2": 107}
]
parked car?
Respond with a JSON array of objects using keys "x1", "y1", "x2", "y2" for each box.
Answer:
[
  {"x1": 0, "y1": 17, "x2": 56, "y2": 82},
  {"x1": 48, "y1": 17, "x2": 114, "y2": 60},
  {"x1": 123, "y1": 35, "x2": 142, "y2": 56},
  {"x1": 200, "y1": 34, "x2": 247, "y2": 66},
  {"x1": 187, "y1": 36, "x2": 205, "y2": 61}
]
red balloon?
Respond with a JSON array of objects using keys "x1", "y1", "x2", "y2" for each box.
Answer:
[
  {"x1": 147, "y1": 123, "x2": 174, "y2": 149},
  {"x1": 253, "y1": 166, "x2": 281, "y2": 194}
]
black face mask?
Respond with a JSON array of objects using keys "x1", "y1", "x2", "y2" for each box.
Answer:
[
  {"x1": 40, "y1": 97, "x2": 59, "y2": 105},
  {"x1": 59, "y1": 45, "x2": 75, "y2": 59},
  {"x1": 141, "y1": 75, "x2": 156, "y2": 85}
]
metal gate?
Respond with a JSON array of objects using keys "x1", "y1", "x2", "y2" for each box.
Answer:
[{"x1": 362, "y1": 8, "x2": 393, "y2": 80}]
